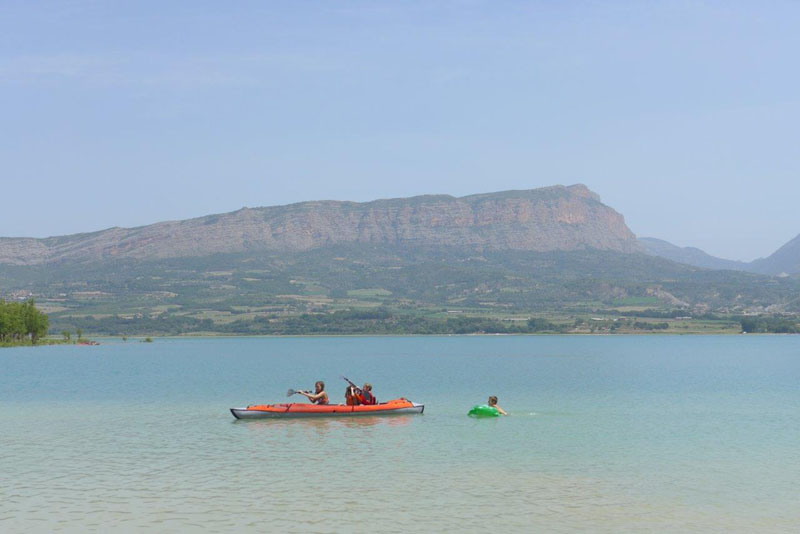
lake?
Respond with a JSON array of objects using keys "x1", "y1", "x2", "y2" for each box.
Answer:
[{"x1": 2, "y1": 335, "x2": 799, "y2": 532}]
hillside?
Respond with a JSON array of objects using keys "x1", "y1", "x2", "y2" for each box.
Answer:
[
  {"x1": 641, "y1": 236, "x2": 800, "y2": 276},
  {"x1": 749, "y1": 233, "x2": 800, "y2": 276},
  {"x1": 2, "y1": 244, "x2": 799, "y2": 336},
  {"x1": 0, "y1": 184, "x2": 639, "y2": 266},
  {"x1": 639, "y1": 238, "x2": 748, "y2": 271}
]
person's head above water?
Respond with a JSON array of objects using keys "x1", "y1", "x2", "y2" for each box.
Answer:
[
  {"x1": 363, "y1": 383, "x2": 372, "y2": 391},
  {"x1": 315, "y1": 381, "x2": 325, "y2": 393},
  {"x1": 487, "y1": 395, "x2": 507, "y2": 415}
]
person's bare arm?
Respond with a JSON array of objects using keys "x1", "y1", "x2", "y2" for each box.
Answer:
[
  {"x1": 306, "y1": 391, "x2": 326, "y2": 402},
  {"x1": 297, "y1": 390, "x2": 321, "y2": 402},
  {"x1": 496, "y1": 405, "x2": 508, "y2": 415}
]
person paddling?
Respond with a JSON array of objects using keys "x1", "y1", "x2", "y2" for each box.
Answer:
[
  {"x1": 345, "y1": 385, "x2": 360, "y2": 406},
  {"x1": 488, "y1": 395, "x2": 507, "y2": 415},
  {"x1": 298, "y1": 381, "x2": 329, "y2": 405}
]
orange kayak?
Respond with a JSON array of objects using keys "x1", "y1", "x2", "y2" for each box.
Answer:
[{"x1": 230, "y1": 397, "x2": 424, "y2": 419}]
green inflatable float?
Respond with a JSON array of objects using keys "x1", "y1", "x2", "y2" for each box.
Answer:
[{"x1": 468, "y1": 404, "x2": 500, "y2": 418}]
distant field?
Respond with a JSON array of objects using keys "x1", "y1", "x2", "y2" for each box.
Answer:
[
  {"x1": 347, "y1": 288, "x2": 393, "y2": 298},
  {"x1": 39, "y1": 289, "x2": 747, "y2": 336}
]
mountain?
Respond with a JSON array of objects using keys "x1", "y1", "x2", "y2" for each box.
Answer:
[
  {"x1": 749, "y1": 233, "x2": 800, "y2": 276},
  {"x1": 4, "y1": 184, "x2": 800, "y2": 336},
  {"x1": 0, "y1": 184, "x2": 640, "y2": 266},
  {"x1": 640, "y1": 235, "x2": 800, "y2": 276},
  {"x1": 638, "y1": 237, "x2": 749, "y2": 271}
]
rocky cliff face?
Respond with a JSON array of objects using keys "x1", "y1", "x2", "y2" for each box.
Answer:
[{"x1": 0, "y1": 184, "x2": 640, "y2": 265}]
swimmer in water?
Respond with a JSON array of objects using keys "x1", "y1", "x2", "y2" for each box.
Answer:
[{"x1": 488, "y1": 395, "x2": 507, "y2": 415}]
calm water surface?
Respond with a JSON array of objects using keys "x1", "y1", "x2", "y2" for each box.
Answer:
[{"x1": 2, "y1": 336, "x2": 799, "y2": 533}]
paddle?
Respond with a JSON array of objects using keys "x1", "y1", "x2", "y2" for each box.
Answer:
[
  {"x1": 287, "y1": 388, "x2": 305, "y2": 397},
  {"x1": 340, "y1": 375, "x2": 358, "y2": 389},
  {"x1": 341, "y1": 375, "x2": 363, "y2": 400}
]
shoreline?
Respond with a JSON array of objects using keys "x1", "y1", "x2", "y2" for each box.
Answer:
[
  {"x1": 54, "y1": 331, "x2": 793, "y2": 340},
  {"x1": 6, "y1": 331, "x2": 795, "y2": 348}
]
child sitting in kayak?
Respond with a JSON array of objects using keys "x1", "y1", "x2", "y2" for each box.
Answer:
[
  {"x1": 357, "y1": 383, "x2": 377, "y2": 405},
  {"x1": 345, "y1": 385, "x2": 360, "y2": 406},
  {"x1": 298, "y1": 381, "x2": 329, "y2": 405},
  {"x1": 488, "y1": 396, "x2": 507, "y2": 415}
]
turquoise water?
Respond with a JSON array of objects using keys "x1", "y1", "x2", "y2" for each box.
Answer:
[{"x1": 2, "y1": 335, "x2": 799, "y2": 533}]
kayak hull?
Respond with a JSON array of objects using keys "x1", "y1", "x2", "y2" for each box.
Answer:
[{"x1": 231, "y1": 398, "x2": 424, "y2": 419}]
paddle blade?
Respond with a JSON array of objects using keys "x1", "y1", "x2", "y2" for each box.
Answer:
[{"x1": 287, "y1": 388, "x2": 298, "y2": 397}]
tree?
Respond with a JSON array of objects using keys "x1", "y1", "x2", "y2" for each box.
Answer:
[
  {"x1": 1, "y1": 302, "x2": 26, "y2": 341},
  {"x1": 0, "y1": 305, "x2": 8, "y2": 342},
  {"x1": 0, "y1": 299, "x2": 48, "y2": 345},
  {"x1": 23, "y1": 300, "x2": 49, "y2": 344},
  {"x1": 62, "y1": 331, "x2": 71, "y2": 341},
  {"x1": 527, "y1": 317, "x2": 556, "y2": 332},
  {"x1": 76, "y1": 328, "x2": 83, "y2": 340}
]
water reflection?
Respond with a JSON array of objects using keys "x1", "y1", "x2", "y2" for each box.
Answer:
[{"x1": 232, "y1": 414, "x2": 415, "y2": 434}]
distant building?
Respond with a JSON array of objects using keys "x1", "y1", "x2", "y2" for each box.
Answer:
[{"x1": 7, "y1": 290, "x2": 34, "y2": 301}]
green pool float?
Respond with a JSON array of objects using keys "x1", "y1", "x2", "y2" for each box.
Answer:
[{"x1": 468, "y1": 404, "x2": 500, "y2": 418}]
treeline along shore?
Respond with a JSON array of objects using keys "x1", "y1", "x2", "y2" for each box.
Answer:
[
  {"x1": 48, "y1": 308, "x2": 798, "y2": 336},
  {"x1": 2, "y1": 301, "x2": 799, "y2": 343},
  {"x1": 0, "y1": 299, "x2": 49, "y2": 346}
]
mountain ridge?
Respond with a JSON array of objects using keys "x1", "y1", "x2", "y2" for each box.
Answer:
[
  {"x1": 638, "y1": 237, "x2": 749, "y2": 272},
  {"x1": 749, "y1": 233, "x2": 800, "y2": 276},
  {"x1": 640, "y1": 235, "x2": 800, "y2": 276},
  {"x1": 0, "y1": 184, "x2": 640, "y2": 266}
]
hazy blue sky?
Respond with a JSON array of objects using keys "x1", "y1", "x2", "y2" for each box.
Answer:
[{"x1": 1, "y1": 1, "x2": 798, "y2": 261}]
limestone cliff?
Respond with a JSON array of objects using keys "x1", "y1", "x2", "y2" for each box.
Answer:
[{"x1": 0, "y1": 184, "x2": 640, "y2": 265}]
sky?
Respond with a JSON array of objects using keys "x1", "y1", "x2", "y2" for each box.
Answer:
[{"x1": 1, "y1": 1, "x2": 798, "y2": 261}]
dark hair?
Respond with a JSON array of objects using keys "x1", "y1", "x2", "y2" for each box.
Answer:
[
  {"x1": 315, "y1": 381, "x2": 325, "y2": 391},
  {"x1": 488, "y1": 396, "x2": 498, "y2": 405}
]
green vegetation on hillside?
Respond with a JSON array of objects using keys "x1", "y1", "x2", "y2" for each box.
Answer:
[
  {"x1": 1, "y1": 245, "x2": 799, "y2": 336},
  {"x1": 740, "y1": 316, "x2": 800, "y2": 334},
  {"x1": 50, "y1": 309, "x2": 564, "y2": 336}
]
